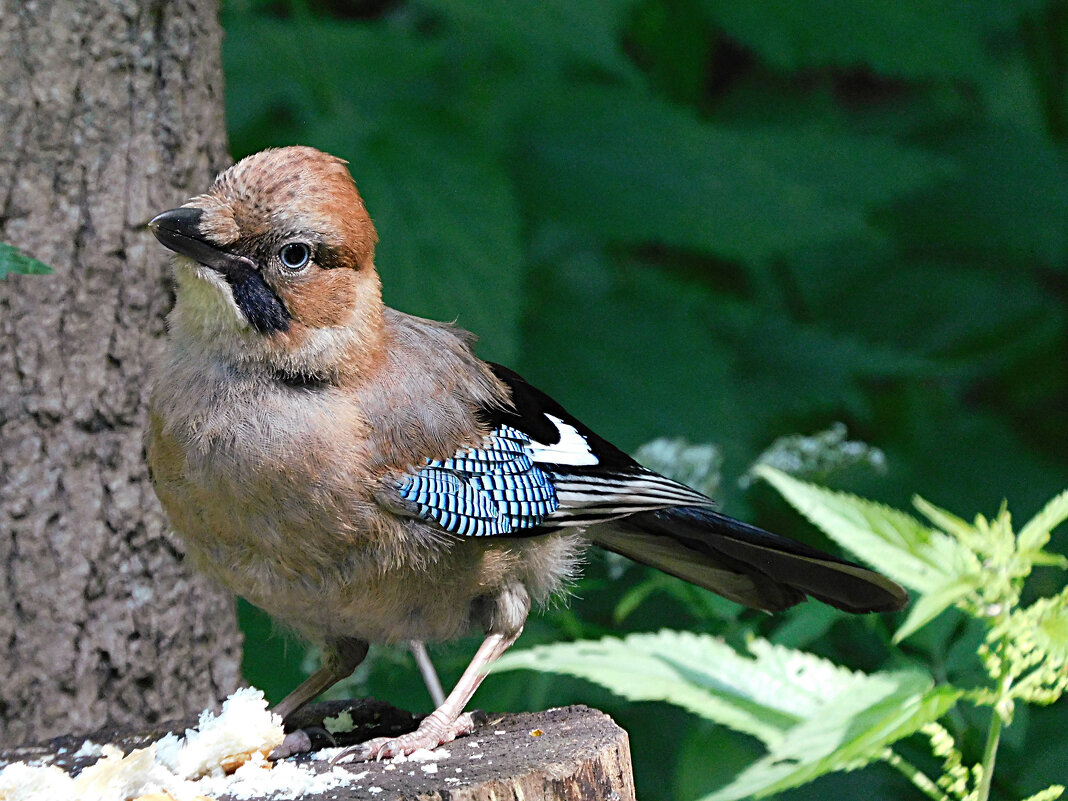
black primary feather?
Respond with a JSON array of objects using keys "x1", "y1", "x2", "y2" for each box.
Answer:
[{"x1": 595, "y1": 506, "x2": 908, "y2": 613}]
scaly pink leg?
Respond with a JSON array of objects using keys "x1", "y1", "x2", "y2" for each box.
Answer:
[{"x1": 333, "y1": 630, "x2": 520, "y2": 762}]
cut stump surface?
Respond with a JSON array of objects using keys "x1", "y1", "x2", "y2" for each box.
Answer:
[{"x1": 1, "y1": 702, "x2": 635, "y2": 801}]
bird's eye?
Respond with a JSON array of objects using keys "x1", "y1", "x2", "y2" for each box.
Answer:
[{"x1": 279, "y1": 242, "x2": 311, "y2": 271}]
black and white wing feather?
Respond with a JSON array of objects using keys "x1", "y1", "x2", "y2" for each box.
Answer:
[
  {"x1": 397, "y1": 363, "x2": 908, "y2": 614},
  {"x1": 397, "y1": 363, "x2": 711, "y2": 537}
]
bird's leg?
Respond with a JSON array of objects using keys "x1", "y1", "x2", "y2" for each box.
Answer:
[
  {"x1": 272, "y1": 666, "x2": 347, "y2": 723},
  {"x1": 410, "y1": 640, "x2": 446, "y2": 707},
  {"x1": 270, "y1": 638, "x2": 369, "y2": 759},
  {"x1": 334, "y1": 629, "x2": 520, "y2": 762}
]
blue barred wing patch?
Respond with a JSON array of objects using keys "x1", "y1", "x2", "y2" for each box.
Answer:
[{"x1": 398, "y1": 425, "x2": 560, "y2": 537}]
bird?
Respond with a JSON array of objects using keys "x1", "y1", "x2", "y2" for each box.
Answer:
[{"x1": 145, "y1": 146, "x2": 908, "y2": 762}]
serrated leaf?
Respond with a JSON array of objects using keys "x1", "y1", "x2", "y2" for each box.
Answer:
[
  {"x1": 496, "y1": 630, "x2": 962, "y2": 800},
  {"x1": 494, "y1": 631, "x2": 874, "y2": 747},
  {"x1": 755, "y1": 466, "x2": 978, "y2": 593},
  {"x1": 912, "y1": 495, "x2": 976, "y2": 541},
  {"x1": 520, "y1": 89, "x2": 945, "y2": 264},
  {"x1": 1018, "y1": 490, "x2": 1068, "y2": 554},
  {"x1": 0, "y1": 242, "x2": 52, "y2": 278},
  {"x1": 705, "y1": 678, "x2": 961, "y2": 800},
  {"x1": 1038, "y1": 604, "x2": 1068, "y2": 663},
  {"x1": 893, "y1": 575, "x2": 982, "y2": 644}
]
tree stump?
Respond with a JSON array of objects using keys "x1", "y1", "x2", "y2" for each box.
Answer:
[{"x1": 0, "y1": 703, "x2": 636, "y2": 801}]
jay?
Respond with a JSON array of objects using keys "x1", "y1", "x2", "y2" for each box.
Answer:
[{"x1": 146, "y1": 146, "x2": 907, "y2": 761}]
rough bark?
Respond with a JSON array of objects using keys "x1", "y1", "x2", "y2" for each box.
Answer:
[{"x1": 0, "y1": 0, "x2": 242, "y2": 745}]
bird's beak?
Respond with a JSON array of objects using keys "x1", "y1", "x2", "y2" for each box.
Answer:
[{"x1": 149, "y1": 207, "x2": 253, "y2": 279}]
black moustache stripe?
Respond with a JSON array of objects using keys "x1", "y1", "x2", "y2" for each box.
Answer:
[{"x1": 226, "y1": 263, "x2": 291, "y2": 334}]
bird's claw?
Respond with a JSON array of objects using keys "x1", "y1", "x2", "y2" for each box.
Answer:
[{"x1": 331, "y1": 710, "x2": 485, "y2": 763}]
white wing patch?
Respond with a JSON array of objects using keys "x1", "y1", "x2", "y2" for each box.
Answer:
[{"x1": 527, "y1": 414, "x2": 600, "y2": 466}]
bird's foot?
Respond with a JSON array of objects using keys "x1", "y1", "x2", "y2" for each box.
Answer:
[
  {"x1": 270, "y1": 725, "x2": 336, "y2": 760},
  {"x1": 332, "y1": 710, "x2": 486, "y2": 762}
]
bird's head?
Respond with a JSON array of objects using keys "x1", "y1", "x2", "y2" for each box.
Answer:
[{"x1": 150, "y1": 146, "x2": 383, "y2": 378}]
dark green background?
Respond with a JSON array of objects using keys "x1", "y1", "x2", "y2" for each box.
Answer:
[{"x1": 220, "y1": 1, "x2": 1068, "y2": 798}]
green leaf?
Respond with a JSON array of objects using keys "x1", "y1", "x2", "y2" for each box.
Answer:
[
  {"x1": 612, "y1": 573, "x2": 671, "y2": 624},
  {"x1": 415, "y1": 0, "x2": 641, "y2": 79},
  {"x1": 771, "y1": 247, "x2": 1062, "y2": 385},
  {"x1": 1019, "y1": 786, "x2": 1065, "y2": 801},
  {"x1": 520, "y1": 89, "x2": 945, "y2": 264},
  {"x1": 495, "y1": 630, "x2": 961, "y2": 800},
  {"x1": 768, "y1": 602, "x2": 841, "y2": 650},
  {"x1": 912, "y1": 495, "x2": 978, "y2": 541},
  {"x1": 612, "y1": 571, "x2": 739, "y2": 625},
  {"x1": 223, "y1": 17, "x2": 456, "y2": 151},
  {"x1": 702, "y1": 0, "x2": 1035, "y2": 81},
  {"x1": 1018, "y1": 490, "x2": 1068, "y2": 554},
  {"x1": 1037, "y1": 602, "x2": 1068, "y2": 664},
  {"x1": 721, "y1": 305, "x2": 937, "y2": 420},
  {"x1": 889, "y1": 123, "x2": 1068, "y2": 268},
  {"x1": 893, "y1": 575, "x2": 982, "y2": 644},
  {"x1": 494, "y1": 630, "x2": 861, "y2": 747},
  {"x1": 0, "y1": 242, "x2": 52, "y2": 278},
  {"x1": 356, "y1": 137, "x2": 526, "y2": 364},
  {"x1": 705, "y1": 676, "x2": 961, "y2": 800},
  {"x1": 755, "y1": 466, "x2": 978, "y2": 593}
]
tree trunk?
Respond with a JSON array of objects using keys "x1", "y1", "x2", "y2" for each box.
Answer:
[{"x1": 0, "y1": 0, "x2": 242, "y2": 746}]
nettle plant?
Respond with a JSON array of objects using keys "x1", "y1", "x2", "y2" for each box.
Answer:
[{"x1": 496, "y1": 449, "x2": 1068, "y2": 801}]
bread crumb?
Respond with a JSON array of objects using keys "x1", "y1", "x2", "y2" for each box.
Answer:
[{"x1": 0, "y1": 688, "x2": 354, "y2": 801}]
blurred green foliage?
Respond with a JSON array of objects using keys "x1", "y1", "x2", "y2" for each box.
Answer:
[{"x1": 220, "y1": 1, "x2": 1068, "y2": 798}]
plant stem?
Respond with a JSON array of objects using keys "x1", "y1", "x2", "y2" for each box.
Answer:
[
  {"x1": 975, "y1": 704, "x2": 1004, "y2": 801},
  {"x1": 977, "y1": 666, "x2": 1014, "y2": 801},
  {"x1": 883, "y1": 749, "x2": 950, "y2": 801}
]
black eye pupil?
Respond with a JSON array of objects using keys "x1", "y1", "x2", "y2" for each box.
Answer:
[{"x1": 280, "y1": 243, "x2": 310, "y2": 270}]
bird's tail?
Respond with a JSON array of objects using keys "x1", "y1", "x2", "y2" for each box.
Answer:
[{"x1": 590, "y1": 505, "x2": 907, "y2": 613}]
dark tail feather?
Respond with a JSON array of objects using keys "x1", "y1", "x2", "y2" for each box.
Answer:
[{"x1": 591, "y1": 505, "x2": 908, "y2": 614}]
